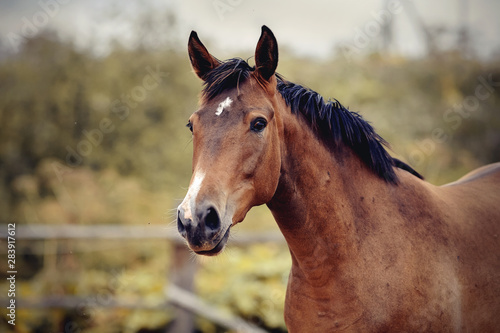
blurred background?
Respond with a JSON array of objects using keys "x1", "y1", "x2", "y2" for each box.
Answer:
[{"x1": 0, "y1": 0, "x2": 499, "y2": 332}]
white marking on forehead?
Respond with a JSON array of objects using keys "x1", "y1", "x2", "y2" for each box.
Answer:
[
  {"x1": 179, "y1": 171, "x2": 205, "y2": 222},
  {"x1": 215, "y1": 96, "x2": 233, "y2": 116}
]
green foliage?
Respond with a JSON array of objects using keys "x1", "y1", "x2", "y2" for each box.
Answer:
[
  {"x1": 196, "y1": 244, "x2": 290, "y2": 331},
  {"x1": 0, "y1": 32, "x2": 197, "y2": 223}
]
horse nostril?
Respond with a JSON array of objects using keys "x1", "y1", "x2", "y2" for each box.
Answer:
[
  {"x1": 177, "y1": 211, "x2": 187, "y2": 237},
  {"x1": 205, "y1": 207, "x2": 220, "y2": 231}
]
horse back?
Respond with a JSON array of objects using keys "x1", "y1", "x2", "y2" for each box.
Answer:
[
  {"x1": 442, "y1": 162, "x2": 500, "y2": 225},
  {"x1": 446, "y1": 162, "x2": 500, "y2": 188}
]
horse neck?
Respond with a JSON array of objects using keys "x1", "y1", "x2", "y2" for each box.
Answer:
[{"x1": 267, "y1": 104, "x2": 393, "y2": 278}]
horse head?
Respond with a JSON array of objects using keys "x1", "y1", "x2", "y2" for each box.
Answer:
[{"x1": 177, "y1": 26, "x2": 282, "y2": 255}]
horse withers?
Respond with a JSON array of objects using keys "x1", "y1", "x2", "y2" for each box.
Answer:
[{"x1": 177, "y1": 26, "x2": 500, "y2": 332}]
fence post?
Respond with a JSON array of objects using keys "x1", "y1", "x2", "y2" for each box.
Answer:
[{"x1": 167, "y1": 243, "x2": 198, "y2": 333}]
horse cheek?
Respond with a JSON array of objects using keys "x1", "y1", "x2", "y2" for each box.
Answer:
[{"x1": 255, "y1": 135, "x2": 281, "y2": 205}]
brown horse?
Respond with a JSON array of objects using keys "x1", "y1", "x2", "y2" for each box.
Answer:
[{"x1": 177, "y1": 26, "x2": 500, "y2": 332}]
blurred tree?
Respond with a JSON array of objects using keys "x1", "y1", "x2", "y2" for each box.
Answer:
[{"x1": 0, "y1": 28, "x2": 199, "y2": 222}]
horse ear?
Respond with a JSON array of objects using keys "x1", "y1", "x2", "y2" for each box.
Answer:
[
  {"x1": 254, "y1": 25, "x2": 278, "y2": 82},
  {"x1": 188, "y1": 31, "x2": 220, "y2": 80}
]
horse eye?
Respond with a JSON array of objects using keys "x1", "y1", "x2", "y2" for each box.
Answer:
[
  {"x1": 250, "y1": 118, "x2": 267, "y2": 133},
  {"x1": 186, "y1": 121, "x2": 193, "y2": 133}
]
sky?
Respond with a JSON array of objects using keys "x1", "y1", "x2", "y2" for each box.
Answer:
[{"x1": 1, "y1": 0, "x2": 499, "y2": 59}]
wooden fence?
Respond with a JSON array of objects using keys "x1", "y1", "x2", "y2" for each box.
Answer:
[{"x1": 0, "y1": 224, "x2": 286, "y2": 333}]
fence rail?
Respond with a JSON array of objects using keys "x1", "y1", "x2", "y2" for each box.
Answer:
[{"x1": 4, "y1": 224, "x2": 285, "y2": 244}]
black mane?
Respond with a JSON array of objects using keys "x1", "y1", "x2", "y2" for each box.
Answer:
[{"x1": 201, "y1": 58, "x2": 423, "y2": 184}]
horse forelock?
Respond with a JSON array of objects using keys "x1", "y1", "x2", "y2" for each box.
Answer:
[{"x1": 202, "y1": 58, "x2": 254, "y2": 100}]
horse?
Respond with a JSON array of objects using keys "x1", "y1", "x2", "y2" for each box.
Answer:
[{"x1": 177, "y1": 26, "x2": 500, "y2": 332}]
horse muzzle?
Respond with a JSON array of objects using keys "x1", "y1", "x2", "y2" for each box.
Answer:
[{"x1": 177, "y1": 202, "x2": 230, "y2": 256}]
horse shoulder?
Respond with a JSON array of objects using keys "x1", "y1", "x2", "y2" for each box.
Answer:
[
  {"x1": 433, "y1": 163, "x2": 500, "y2": 330},
  {"x1": 382, "y1": 169, "x2": 500, "y2": 330}
]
